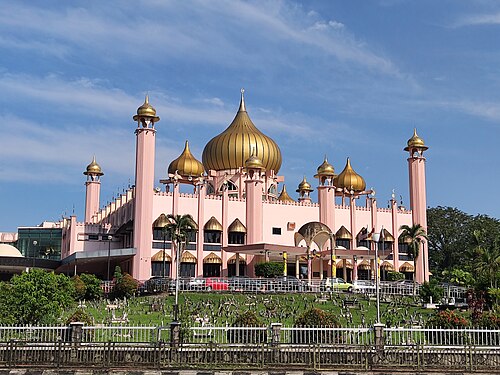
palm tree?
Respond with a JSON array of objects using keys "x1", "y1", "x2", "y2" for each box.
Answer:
[
  {"x1": 400, "y1": 224, "x2": 428, "y2": 285},
  {"x1": 473, "y1": 230, "x2": 500, "y2": 288},
  {"x1": 165, "y1": 214, "x2": 197, "y2": 321}
]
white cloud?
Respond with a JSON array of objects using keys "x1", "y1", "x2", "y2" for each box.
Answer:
[{"x1": 454, "y1": 12, "x2": 500, "y2": 27}]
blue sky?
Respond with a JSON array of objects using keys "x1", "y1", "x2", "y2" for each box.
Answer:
[{"x1": 1, "y1": 0, "x2": 499, "y2": 231}]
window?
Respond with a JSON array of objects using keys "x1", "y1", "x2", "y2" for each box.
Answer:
[
  {"x1": 204, "y1": 230, "x2": 221, "y2": 243},
  {"x1": 229, "y1": 232, "x2": 245, "y2": 245},
  {"x1": 336, "y1": 239, "x2": 351, "y2": 249},
  {"x1": 272, "y1": 227, "x2": 281, "y2": 235}
]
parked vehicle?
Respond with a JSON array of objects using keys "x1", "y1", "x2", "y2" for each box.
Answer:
[
  {"x1": 321, "y1": 277, "x2": 353, "y2": 292},
  {"x1": 205, "y1": 277, "x2": 229, "y2": 291},
  {"x1": 271, "y1": 276, "x2": 304, "y2": 292},
  {"x1": 188, "y1": 277, "x2": 206, "y2": 290},
  {"x1": 140, "y1": 276, "x2": 174, "y2": 294},
  {"x1": 351, "y1": 280, "x2": 376, "y2": 294}
]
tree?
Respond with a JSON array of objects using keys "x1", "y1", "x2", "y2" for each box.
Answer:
[
  {"x1": 80, "y1": 273, "x2": 103, "y2": 300},
  {"x1": 165, "y1": 214, "x2": 197, "y2": 321},
  {"x1": 0, "y1": 269, "x2": 75, "y2": 324},
  {"x1": 400, "y1": 224, "x2": 428, "y2": 283},
  {"x1": 473, "y1": 230, "x2": 500, "y2": 288},
  {"x1": 427, "y1": 206, "x2": 473, "y2": 274}
]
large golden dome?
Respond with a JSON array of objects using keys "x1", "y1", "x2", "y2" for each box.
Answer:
[
  {"x1": 202, "y1": 90, "x2": 282, "y2": 172},
  {"x1": 168, "y1": 141, "x2": 204, "y2": 178},
  {"x1": 334, "y1": 158, "x2": 366, "y2": 192}
]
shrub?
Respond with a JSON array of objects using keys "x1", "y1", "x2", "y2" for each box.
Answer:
[
  {"x1": 255, "y1": 262, "x2": 284, "y2": 278},
  {"x1": 293, "y1": 307, "x2": 340, "y2": 344},
  {"x1": 65, "y1": 309, "x2": 93, "y2": 325},
  {"x1": 295, "y1": 307, "x2": 339, "y2": 327},
  {"x1": 228, "y1": 311, "x2": 266, "y2": 343},
  {"x1": 80, "y1": 273, "x2": 103, "y2": 300},
  {"x1": 419, "y1": 280, "x2": 443, "y2": 303},
  {"x1": 72, "y1": 275, "x2": 86, "y2": 300},
  {"x1": 111, "y1": 272, "x2": 139, "y2": 299},
  {"x1": 427, "y1": 309, "x2": 469, "y2": 328},
  {"x1": 474, "y1": 312, "x2": 500, "y2": 329},
  {"x1": 387, "y1": 271, "x2": 405, "y2": 281}
]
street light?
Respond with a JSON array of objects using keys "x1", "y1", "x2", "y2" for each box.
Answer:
[
  {"x1": 371, "y1": 227, "x2": 383, "y2": 325},
  {"x1": 174, "y1": 240, "x2": 182, "y2": 322},
  {"x1": 106, "y1": 235, "x2": 112, "y2": 281},
  {"x1": 32, "y1": 240, "x2": 38, "y2": 269}
]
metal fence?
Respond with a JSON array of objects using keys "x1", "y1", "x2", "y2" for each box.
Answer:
[
  {"x1": 385, "y1": 327, "x2": 500, "y2": 347},
  {"x1": 0, "y1": 325, "x2": 70, "y2": 342}
]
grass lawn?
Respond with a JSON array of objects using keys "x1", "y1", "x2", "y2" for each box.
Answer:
[{"x1": 66, "y1": 291, "x2": 434, "y2": 327}]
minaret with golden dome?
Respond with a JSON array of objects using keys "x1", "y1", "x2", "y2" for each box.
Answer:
[
  {"x1": 334, "y1": 158, "x2": 366, "y2": 193},
  {"x1": 133, "y1": 95, "x2": 160, "y2": 281},
  {"x1": 83, "y1": 156, "x2": 104, "y2": 223},
  {"x1": 296, "y1": 176, "x2": 313, "y2": 203},
  {"x1": 245, "y1": 153, "x2": 265, "y2": 244},
  {"x1": 315, "y1": 157, "x2": 336, "y2": 235},
  {"x1": 405, "y1": 128, "x2": 429, "y2": 283},
  {"x1": 167, "y1": 140, "x2": 204, "y2": 183}
]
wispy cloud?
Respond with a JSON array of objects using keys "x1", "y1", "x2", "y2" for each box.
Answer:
[{"x1": 454, "y1": 12, "x2": 500, "y2": 27}]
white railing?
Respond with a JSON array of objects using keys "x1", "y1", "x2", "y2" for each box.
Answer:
[
  {"x1": 385, "y1": 327, "x2": 500, "y2": 347},
  {"x1": 82, "y1": 324, "x2": 169, "y2": 342},
  {"x1": 0, "y1": 325, "x2": 70, "y2": 342},
  {"x1": 281, "y1": 326, "x2": 373, "y2": 345}
]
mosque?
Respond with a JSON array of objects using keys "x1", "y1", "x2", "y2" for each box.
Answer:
[{"x1": 0, "y1": 90, "x2": 430, "y2": 284}]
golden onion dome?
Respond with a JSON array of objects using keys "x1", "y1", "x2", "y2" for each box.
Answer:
[
  {"x1": 133, "y1": 95, "x2": 160, "y2": 122},
  {"x1": 335, "y1": 225, "x2": 352, "y2": 240},
  {"x1": 204, "y1": 216, "x2": 223, "y2": 231},
  {"x1": 245, "y1": 154, "x2": 264, "y2": 170},
  {"x1": 202, "y1": 89, "x2": 282, "y2": 173},
  {"x1": 334, "y1": 158, "x2": 366, "y2": 192},
  {"x1": 277, "y1": 185, "x2": 295, "y2": 202},
  {"x1": 314, "y1": 157, "x2": 335, "y2": 178},
  {"x1": 228, "y1": 218, "x2": 246, "y2": 233},
  {"x1": 168, "y1": 141, "x2": 204, "y2": 178},
  {"x1": 296, "y1": 176, "x2": 313, "y2": 192},
  {"x1": 404, "y1": 128, "x2": 428, "y2": 151},
  {"x1": 152, "y1": 213, "x2": 169, "y2": 228},
  {"x1": 83, "y1": 156, "x2": 104, "y2": 176}
]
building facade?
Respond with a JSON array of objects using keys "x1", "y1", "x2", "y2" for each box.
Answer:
[{"x1": 57, "y1": 91, "x2": 430, "y2": 283}]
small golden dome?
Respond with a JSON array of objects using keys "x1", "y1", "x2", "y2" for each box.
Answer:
[
  {"x1": 314, "y1": 157, "x2": 335, "y2": 178},
  {"x1": 168, "y1": 141, "x2": 204, "y2": 178},
  {"x1": 204, "y1": 216, "x2": 223, "y2": 231},
  {"x1": 296, "y1": 176, "x2": 313, "y2": 193},
  {"x1": 334, "y1": 158, "x2": 366, "y2": 192},
  {"x1": 228, "y1": 218, "x2": 246, "y2": 233},
  {"x1": 83, "y1": 156, "x2": 104, "y2": 176},
  {"x1": 278, "y1": 185, "x2": 295, "y2": 202},
  {"x1": 202, "y1": 90, "x2": 282, "y2": 172},
  {"x1": 152, "y1": 213, "x2": 169, "y2": 228},
  {"x1": 404, "y1": 128, "x2": 428, "y2": 151},
  {"x1": 133, "y1": 95, "x2": 160, "y2": 122},
  {"x1": 335, "y1": 226, "x2": 352, "y2": 240},
  {"x1": 245, "y1": 154, "x2": 264, "y2": 170}
]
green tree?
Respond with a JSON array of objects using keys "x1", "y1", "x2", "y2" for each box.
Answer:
[
  {"x1": 112, "y1": 272, "x2": 139, "y2": 299},
  {"x1": 400, "y1": 223, "x2": 428, "y2": 282},
  {"x1": 255, "y1": 262, "x2": 283, "y2": 278},
  {"x1": 473, "y1": 230, "x2": 500, "y2": 288},
  {"x1": 427, "y1": 206, "x2": 473, "y2": 274},
  {"x1": 0, "y1": 269, "x2": 75, "y2": 324},
  {"x1": 80, "y1": 273, "x2": 103, "y2": 300}
]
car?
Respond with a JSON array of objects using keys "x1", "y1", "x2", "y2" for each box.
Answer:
[
  {"x1": 140, "y1": 276, "x2": 174, "y2": 294},
  {"x1": 187, "y1": 277, "x2": 206, "y2": 290},
  {"x1": 205, "y1": 277, "x2": 229, "y2": 291},
  {"x1": 272, "y1": 276, "x2": 304, "y2": 292},
  {"x1": 351, "y1": 280, "x2": 376, "y2": 294},
  {"x1": 321, "y1": 277, "x2": 353, "y2": 292}
]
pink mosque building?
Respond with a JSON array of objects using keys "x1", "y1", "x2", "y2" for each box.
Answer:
[{"x1": 56, "y1": 91, "x2": 430, "y2": 284}]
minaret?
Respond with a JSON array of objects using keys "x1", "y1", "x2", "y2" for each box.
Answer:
[
  {"x1": 83, "y1": 156, "x2": 103, "y2": 223},
  {"x1": 405, "y1": 128, "x2": 429, "y2": 283},
  {"x1": 132, "y1": 95, "x2": 160, "y2": 281},
  {"x1": 315, "y1": 157, "x2": 336, "y2": 230},
  {"x1": 296, "y1": 177, "x2": 313, "y2": 203},
  {"x1": 245, "y1": 152, "x2": 265, "y2": 244}
]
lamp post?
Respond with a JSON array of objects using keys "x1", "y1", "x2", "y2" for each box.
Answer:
[
  {"x1": 174, "y1": 240, "x2": 182, "y2": 322},
  {"x1": 371, "y1": 228, "x2": 383, "y2": 325},
  {"x1": 32, "y1": 240, "x2": 38, "y2": 269},
  {"x1": 106, "y1": 235, "x2": 112, "y2": 281}
]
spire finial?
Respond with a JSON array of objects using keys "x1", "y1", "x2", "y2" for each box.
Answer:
[
  {"x1": 145, "y1": 94, "x2": 149, "y2": 104},
  {"x1": 239, "y1": 88, "x2": 246, "y2": 112}
]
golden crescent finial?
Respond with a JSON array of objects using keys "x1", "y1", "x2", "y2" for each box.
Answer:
[{"x1": 239, "y1": 88, "x2": 246, "y2": 112}]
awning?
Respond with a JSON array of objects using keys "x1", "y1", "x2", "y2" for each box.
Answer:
[
  {"x1": 399, "y1": 262, "x2": 414, "y2": 272},
  {"x1": 357, "y1": 259, "x2": 371, "y2": 270},
  {"x1": 151, "y1": 250, "x2": 172, "y2": 262},
  {"x1": 203, "y1": 252, "x2": 222, "y2": 264},
  {"x1": 380, "y1": 261, "x2": 394, "y2": 271},
  {"x1": 181, "y1": 251, "x2": 197, "y2": 263},
  {"x1": 227, "y1": 254, "x2": 246, "y2": 264},
  {"x1": 336, "y1": 259, "x2": 353, "y2": 269}
]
